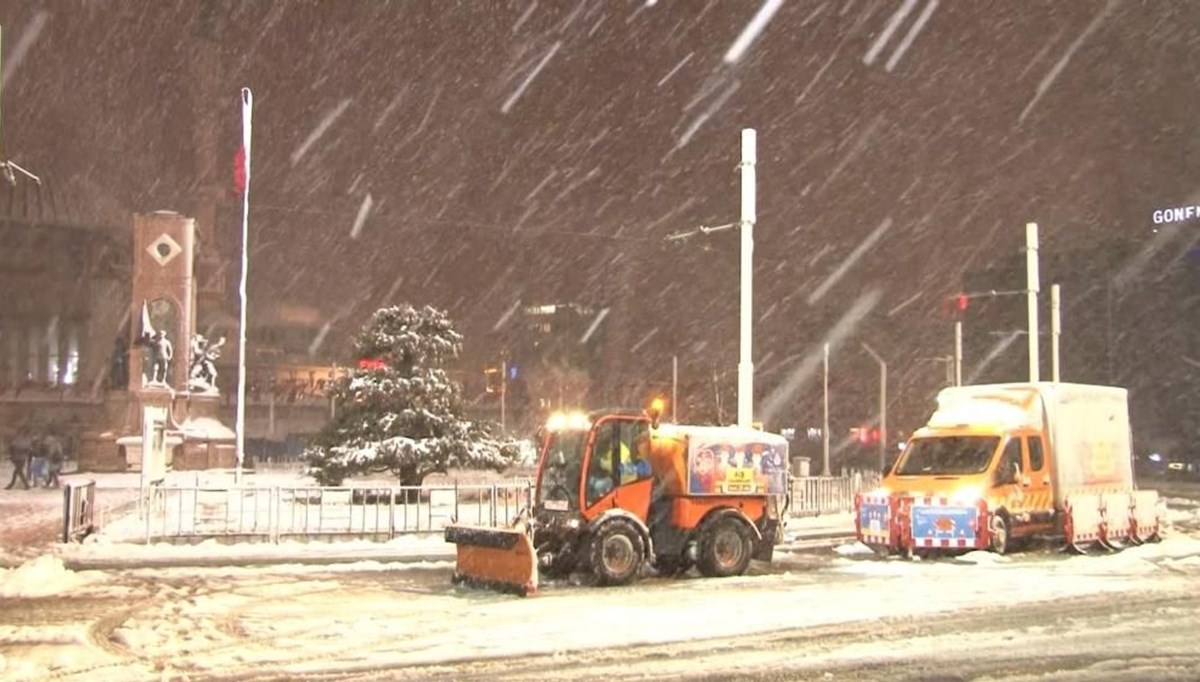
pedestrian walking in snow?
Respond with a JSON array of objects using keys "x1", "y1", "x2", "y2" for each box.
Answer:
[
  {"x1": 5, "y1": 431, "x2": 32, "y2": 490},
  {"x1": 43, "y1": 434, "x2": 64, "y2": 488}
]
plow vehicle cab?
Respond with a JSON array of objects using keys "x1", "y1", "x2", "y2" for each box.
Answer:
[{"x1": 446, "y1": 404, "x2": 789, "y2": 594}]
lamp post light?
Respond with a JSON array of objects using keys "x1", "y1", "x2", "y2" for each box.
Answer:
[{"x1": 861, "y1": 342, "x2": 887, "y2": 473}]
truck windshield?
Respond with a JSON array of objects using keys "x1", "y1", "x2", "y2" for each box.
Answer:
[
  {"x1": 536, "y1": 430, "x2": 587, "y2": 509},
  {"x1": 894, "y1": 436, "x2": 1000, "y2": 476}
]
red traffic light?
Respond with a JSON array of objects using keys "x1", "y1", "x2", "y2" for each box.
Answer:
[{"x1": 956, "y1": 294, "x2": 969, "y2": 312}]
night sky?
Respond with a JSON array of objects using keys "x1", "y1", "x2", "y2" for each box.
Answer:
[{"x1": 1, "y1": 1, "x2": 1197, "y2": 445}]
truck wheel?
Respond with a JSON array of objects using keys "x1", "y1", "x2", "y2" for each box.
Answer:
[
  {"x1": 990, "y1": 514, "x2": 1010, "y2": 555},
  {"x1": 697, "y1": 517, "x2": 753, "y2": 578},
  {"x1": 589, "y1": 519, "x2": 645, "y2": 586}
]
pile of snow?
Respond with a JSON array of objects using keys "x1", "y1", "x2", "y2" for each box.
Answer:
[{"x1": 0, "y1": 556, "x2": 91, "y2": 598}]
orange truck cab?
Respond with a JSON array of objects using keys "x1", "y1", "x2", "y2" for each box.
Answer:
[
  {"x1": 857, "y1": 382, "x2": 1155, "y2": 556},
  {"x1": 533, "y1": 409, "x2": 789, "y2": 584}
]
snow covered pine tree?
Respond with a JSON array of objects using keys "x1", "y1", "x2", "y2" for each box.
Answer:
[{"x1": 304, "y1": 305, "x2": 519, "y2": 499}]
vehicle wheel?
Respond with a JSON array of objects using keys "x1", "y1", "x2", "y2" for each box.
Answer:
[
  {"x1": 589, "y1": 519, "x2": 645, "y2": 586},
  {"x1": 697, "y1": 516, "x2": 754, "y2": 578},
  {"x1": 990, "y1": 513, "x2": 1010, "y2": 555}
]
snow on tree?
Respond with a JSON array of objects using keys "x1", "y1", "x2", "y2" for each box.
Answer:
[{"x1": 304, "y1": 305, "x2": 519, "y2": 490}]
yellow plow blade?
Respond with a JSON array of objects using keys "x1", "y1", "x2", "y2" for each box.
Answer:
[{"x1": 444, "y1": 523, "x2": 538, "y2": 597}]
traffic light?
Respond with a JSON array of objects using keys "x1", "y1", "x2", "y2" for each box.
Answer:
[{"x1": 945, "y1": 293, "x2": 970, "y2": 320}]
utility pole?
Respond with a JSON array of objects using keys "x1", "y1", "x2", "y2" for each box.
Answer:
[
  {"x1": 1026, "y1": 222, "x2": 1040, "y2": 382},
  {"x1": 737, "y1": 128, "x2": 756, "y2": 429},
  {"x1": 822, "y1": 343, "x2": 831, "y2": 476},
  {"x1": 861, "y1": 342, "x2": 887, "y2": 473},
  {"x1": 672, "y1": 355, "x2": 678, "y2": 422},
  {"x1": 500, "y1": 360, "x2": 507, "y2": 434},
  {"x1": 1051, "y1": 283, "x2": 1061, "y2": 382},
  {"x1": 954, "y1": 320, "x2": 963, "y2": 386}
]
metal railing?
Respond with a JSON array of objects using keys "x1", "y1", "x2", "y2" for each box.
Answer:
[
  {"x1": 138, "y1": 481, "x2": 534, "y2": 543},
  {"x1": 73, "y1": 472, "x2": 876, "y2": 544},
  {"x1": 788, "y1": 472, "x2": 882, "y2": 516},
  {"x1": 62, "y1": 480, "x2": 97, "y2": 543}
]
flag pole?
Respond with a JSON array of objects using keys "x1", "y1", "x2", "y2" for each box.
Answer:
[{"x1": 235, "y1": 88, "x2": 253, "y2": 484}]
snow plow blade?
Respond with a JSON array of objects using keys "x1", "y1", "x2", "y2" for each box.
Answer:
[{"x1": 444, "y1": 524, "x2": 538, "y2": 597}]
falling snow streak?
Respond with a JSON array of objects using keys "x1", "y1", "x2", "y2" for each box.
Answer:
[
  {"x1": 816, "y1": 115, "x2": 882, "y2": 194},
  {"x1": 884, "y1": 0, "x2": 938, "y2": 72},
  {"x1": 657, "y1": 52, "x2": 695, "y2": 87},
  {"x1": 512, "y1": 2, "x2": 537, "y2": 32},
  {"x1": 862, "y1": 0, "x2": 918, "y2": 66},
  {"x1": 1, "y1": 11, "x2": 48, "y2": 86},
  {"x1": 966, "y1": 330, "x2": 1023, "y2": 384},
  {"x1": 760, "y1": 289, "x2": 883, "y2": 424},
  {"x1": 886, "y1": 289, "x2": 924, "y2": 317},
  {"x1": 501, "y1": 41, "x2": 563, "y2": 114},
  {"x1": 1019, "y1": 0, "x2": 1118, "y2": 124},
  {"x1": 724, "y1": 0, "x2": 786, "y2": 64},
  {"x1": 580, "y1": 308, "x2": 610, "y2": 344},
  {"x1": 372, "y1": 87, "x2": 408, "y2": 132},
  {"x1": 291, "y1": 99, "x2": 352, "y2": 165},
  {"x1": 524, "y1": 170, "x2": 558, "y2": 204},
  {"x1": 796, "y1": 4, "x2": 877, "y2": 104},
  {"x1": 630, "y1": 328, "x2": 659, "y2": 353},
  {"x1": 806, "y1": 217, "x2": 892, "y2": 305},
  {"x1": 308, "y1": 321, "x2": 333, "y2": 356},
  {"x1": 676, "y1": 80, "x2": 741, "y2": 149},
  {"x1": 493, "y1": 300, "x2": 522, "y2": 331},
  {"x1": 399, "y1": 87, "x2": 442, "y2": 147},
  {"x1": 349, "y1": 194, "x2": 374, "y2": 240}
]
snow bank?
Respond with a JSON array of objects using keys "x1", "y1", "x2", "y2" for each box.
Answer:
[{"x1": 0, "y1": 556, "x2": 91, "y2": 598}]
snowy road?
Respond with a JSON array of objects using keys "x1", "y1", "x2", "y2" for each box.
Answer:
[{"x1": 3, "y1": 537, "x2": 1200, "y2": 681}]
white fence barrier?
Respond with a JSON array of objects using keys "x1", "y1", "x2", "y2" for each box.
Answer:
[
  {"x1": 99, "y1": 472, "x2": 873, "y2": 544},
  {"x1": 789, "y1": 472, "x2": 882, "y2": 516}
]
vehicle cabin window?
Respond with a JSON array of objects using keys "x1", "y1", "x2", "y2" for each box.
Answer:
[
  {"x1": 995, "y1": 438, "x2": 1022, "y2": 485},
  {"x1": 585, "y1": 420, "x2": 652, "y2": 507},
  {"x1": 1025, "y1": 436, "x2": 1045, "y2": 472}
]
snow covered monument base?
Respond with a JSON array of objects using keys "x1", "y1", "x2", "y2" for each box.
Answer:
[{"x1": 83, "y1": 211, "x2": 237, "y2": 473}]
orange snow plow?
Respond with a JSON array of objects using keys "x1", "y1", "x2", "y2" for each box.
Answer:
[
  {"x1": 445, "y1": 402, "x2": 789, "y2": 597},
  {"x1": 444, "y1": 517, "x2": 538, "y2": 596}
]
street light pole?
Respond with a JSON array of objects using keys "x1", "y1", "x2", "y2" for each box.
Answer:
[
  {"x1": 861, "y1": 342, "x2": 887, "y2": 473},
  {"x1": 1026, "y1": 222, "x2": 1040, "y2": 382},
  {"x1": 1051, "y1": 283, "x2": 1061, "y2": 382},
  {"x1": 822, "y1": 342, "x2": 831, "y2": 476},
  {"x1": 954, "y1": 320, "x2": 963, "y2": 386},
  {"x1": 737, "y1": 128, "x2": 756, "y2": 429}
]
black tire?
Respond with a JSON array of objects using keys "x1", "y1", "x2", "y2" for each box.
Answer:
[
  {"x1": 589, "y1": 519, "x2": 645, "y2": 586},
  {"x1": 697, "y1": 516, "x2": 754, "y2": 578},
  {"x1": 990, "y1": 512, "x2": 1010, "y2": 556}
]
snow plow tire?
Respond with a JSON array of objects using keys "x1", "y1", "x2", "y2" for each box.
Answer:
[
  {"x1": 589, "y1": 519, "x2": 645, "y2": 586},
  {"x1": 697, "y1": 516, "x2": 753, "y2": 578}
]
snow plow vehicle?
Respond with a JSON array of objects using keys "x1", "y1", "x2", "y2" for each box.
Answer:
[
  {"x1": 856, "y1": 382, "x2": 1161, "y2": 557},
  {"x1": 445, "y1": 402, "x2": 790, "y2": 595}
]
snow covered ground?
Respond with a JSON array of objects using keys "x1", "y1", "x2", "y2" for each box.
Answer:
[{"x1": 2, "y1": 468, "x2": 1199, "y2": 681}]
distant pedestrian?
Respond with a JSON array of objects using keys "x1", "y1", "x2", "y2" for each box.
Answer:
[
  {"x1": 5, "y1": 431, "x2": 32, "y2": 490},
  {"x1": 43, "y1": 434, "x2": 63, "y2": 488},
  {"x1": 28, "y1": 432, "x2": 48, "y2": 487}
]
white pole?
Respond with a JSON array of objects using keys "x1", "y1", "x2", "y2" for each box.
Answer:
[
  {"x1": 954, "y1": 320, "x2": 963, "y2": 386},
  {"x1": 861, "y1": 343, "x2": 886, "y2": 473},
  {"x1": 1026, "y1": 222, "x2": 1040, "y2": 383},
  {"x1": 500, "y1": 360, "x2": 507, "y2": 434},
  {"x1": 235, "y1": 88, "x2": 253, "y2": 483},
  {"x1": 822, "y1": 342, "x2": 830, "y2": 476},
  {"x1": 1051, "y1": 283, "x2": 1061, "y2": 382},
  {"x1": 737, "y1": 128, "x2": 756, "y2": 429},
  {"x1": 672, "y1": 355, "x2": 678, "y2": 422}
]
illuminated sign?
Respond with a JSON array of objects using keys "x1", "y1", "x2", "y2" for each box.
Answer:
[{"x1": 1152, "y1": 205, "x2": 1200, "y2": 225}]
